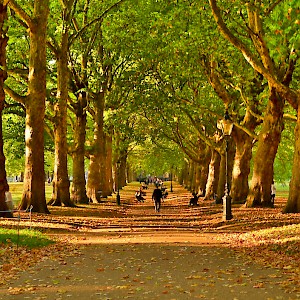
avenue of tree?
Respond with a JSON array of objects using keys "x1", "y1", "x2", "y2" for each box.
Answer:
[{"x1": 0, "y1": 0, "x2": 299, "y2": 215}]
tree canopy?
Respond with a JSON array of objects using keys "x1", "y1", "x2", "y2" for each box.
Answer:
[{"x1": 1, "y1": 0, "x2": 300, "y2": 213}]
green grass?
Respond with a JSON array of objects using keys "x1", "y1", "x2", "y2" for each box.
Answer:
[
  {"x1": 8, "y1": 182, "x2": 53, "y2": 206},
  {"x1": 276, "y1": 190, "x2": 289, "y2": 198},
  {"x1": 0, "y1": 228, "x2": 54, "y2": 248}
]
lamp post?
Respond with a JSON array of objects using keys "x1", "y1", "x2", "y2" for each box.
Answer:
[
  {"x1": 170, "y1": 165, "x2": 173, "y2": 192},
  {"x1": 218, "y1": 110, "x2": 234, "y2": 221},
  {"x1": 116, "y1": 160, "x2": 121, "y2": 205}
]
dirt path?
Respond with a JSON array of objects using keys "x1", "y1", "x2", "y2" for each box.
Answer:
[
  {"x1": 1, "y1": 230, "x2": 297, "y2": 300},
  {"x1": 1, "y1": 183, "x2": 299, "y2": 299}
]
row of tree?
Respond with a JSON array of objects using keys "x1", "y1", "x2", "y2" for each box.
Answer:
[{"x1": 0, "y1": 1, "x2": 299, "y2": 215}]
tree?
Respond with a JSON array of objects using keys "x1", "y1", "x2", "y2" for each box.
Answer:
[
  {"x1": 209, "y1": 0, "x2": 299, "y2": 208},
  {"x1": 5, "y1": 0, "x2": 50, "y2": 213},
  {"x1": 0, "y1": 1, "x2": 12, "y2": 218},
  {"x1": 47, "y1": 0, "x2": 76, "y2": 207},
  {"x1": 206, "y1": 57, "x2": 266, "y2": 203}
]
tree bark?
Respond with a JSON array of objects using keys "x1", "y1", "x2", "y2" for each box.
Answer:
[
  {"x1": 182, "y1": 160, "x2": 191, "y2": 190},
  {"x1": 70, "y1": 92, "x2": 88, "y2": 204},
  {"x1": 246, "y1": 88, "x2": 284, "y2": 207},
  {"x1": 194, "y1": 163, "x2": 200, "y2": 193},
  {"x1": 230, "y1": 128, "x2": 253, "y2": 203},
  {"x1": 118, "y1": 149, "x2": 127, "y2": 188},
  {"x1": 103, "y1": 133, "x2": 113, "y2": 196},
  {"x1": 19, "y1": 0, "x2": 49, "y2": 213},
  {"x1": 86, "y1": 92, "x2": 105, "y2": 203},
  {"x1": 198, "y1": 146, "x2": 211, "y2": 196},
  {"x1": 0, "y1": 2, "x2": 12, "y2": 218},
  {"x1": 284, "y1": 107, "x2": 300, "y2": 213},
  {"x1": 189, "y1": 161, "x2": 196, "y2": 193},
  {"x1": 49, "y1": 24, "x2": 73, "y2": 207},
  {"x1": 99, "y1": 133, "x2": 113, "y2": 197},
  {"x1": 204, "y1": 149, "x2": 220, "y2": 200}
]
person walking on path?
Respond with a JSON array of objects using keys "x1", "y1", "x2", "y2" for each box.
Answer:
[
  {"x1": 152, "y1": 187, "x2": 163, "y2": 212},
  {"x1": 271, "y1": 180, "x2": 276, "y2": 205}
]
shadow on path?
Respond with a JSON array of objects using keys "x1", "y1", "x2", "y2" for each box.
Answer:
[
  {"x1": 1, "y1": 182, "x2": 299, "y2": 299},
  {"x1": 1, "y1": 230, "x2": 298, "y2": 300}
]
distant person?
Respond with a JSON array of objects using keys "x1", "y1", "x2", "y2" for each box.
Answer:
[
  {"x1": 152, "y1": 187, "x2": 163, "y2": 212},
  {"x1": 162, "y1": 189, "x2": 168, "y2": 199},
  {"x1": 271, "y1": 181, "x2": 276, "y2": 205},
  {"x1": 5, "y1": 185, "x2": 14, "y2": 213},
  {"x1": 189, "y1": 192, "x2": 199, "y2": 206},
  {"x1": 135, "y1": 189, "x2": 145, "y2": 202},
  {"x1": 161, "y1": 185, "x2": 168, "y2": 199}
]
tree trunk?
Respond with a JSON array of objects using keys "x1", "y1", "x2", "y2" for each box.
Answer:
[
  {"x1": 49, "y1": 27, "x2": 73, "y2": 207},
  {"x1": 180, "y1": 161, "x2": 186, "y2": 187},
  {"x1": 87, "y1": 92, "x2": 105, "y2": 203},
  {"x1": 126, "y1": 164, "x2": 133, "y2": 183},
  {"x1": 99, "y1": 133, "x2": 113, "y2": 198},
  {"x1": 0, "y1": 2, "x2": 12, "y2": 218},
  {"x1": 120, "y1": 155, "x2": 127, "y2": 188},
  {"x1": 198, "y1": 146, "x2": 211, "y2": 196},
  {"x1": 246, "y1": 88, "x2": 284, "y2": 207},
  {"x1": 194, "y1": 163, "x2": 200, "y2": 193},
  {"x1": 20, "y1": 0, "x2": 49, "y2": 213},
  {"x1": 284, "y1": 104, "x2": 300, "y2": 213},
  {"x1": 118, "y1": 149, "x2": 128, "y2": 188},
  {"x1": 87, "y1": 152, "x2": 101, "y2": 203},
  {"x1": 209, "y1": 0, "x2": 289, "y2": 208},
  {"x1": 103, "y1": 133, "x2": 113, "y2": 196},
  {"x1": 189, "y1": 161, "x2": 195, "y2": 192},
  {"x1": 204, "y1": 149, "x2": 220, "y2": 200},
  {"x1": 230, "y1": 128, "x2": 253, "y2": 203},
  {"x1": 70, "y1": 92, "x2": 88, "y2": 204}
]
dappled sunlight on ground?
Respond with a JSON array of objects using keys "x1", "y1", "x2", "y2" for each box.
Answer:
[{"x1": 0, "y1": 182, "x2": 300, "y2": 298}]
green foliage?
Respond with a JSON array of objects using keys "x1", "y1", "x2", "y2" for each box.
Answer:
[
  {"x1": 274, "y1": 118, "x2": 295, "y2": 183},
  {"x1": 265, "y1": 3, "x2": 300, "y2": 64},
  {"x1": 128, "y1": 138, "x2": 184, "y2": 176},
  {"x1": 2, "y1": 0, "x2": 299, "y2": 190},
  {"x1": 3, "y1": 114, "x2": 25, "y2": 176},
  {"x1": 0, "y1": 228, "x2": 54, "y2": 248}
]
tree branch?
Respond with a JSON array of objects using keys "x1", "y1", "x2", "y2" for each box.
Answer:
[
  {"x1": 3, "y1": 84, "x2": 27, "y2": 104},
  {"x1": 8, "y1": 0, "x2": 34, "y2": 29},
  {"x1": 264, "y1": 0, "x2": 285, "y2": 15},
  {"x1": 209, "y1": 0, "x2": 299, "y2": 109},
  {"x1": 4, "y1": 102, "x2": 25, "y2": 115},
  {"x1": 69, "y1": 0, "x2": 125, "y2": 45}
]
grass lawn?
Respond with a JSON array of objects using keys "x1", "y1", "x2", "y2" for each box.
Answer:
[
  {"x1": 0, "y1": 228, "x2": 54, "y2": 248},
  {"x1": 8, "y1": 182, "x2": 53, "y2": 207}
]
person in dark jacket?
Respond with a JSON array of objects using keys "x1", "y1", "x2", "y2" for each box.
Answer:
[
  {"x1": 189, "y1": 192, "x2": 199, "y2": 206},
  {"x1": 152, "y1": 187, "x2": 163, "y2": 212},
  {"x1": 135, "y1": 187, "x2": 145, "y2": 202}
]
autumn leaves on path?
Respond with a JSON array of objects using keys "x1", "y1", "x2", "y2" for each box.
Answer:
[
  {"x1": 1, "y1": 182, "x2": 299, "y2": 299},
  {"x1": 3, "y1": 243, "x2": 294, "y2": 300}
]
